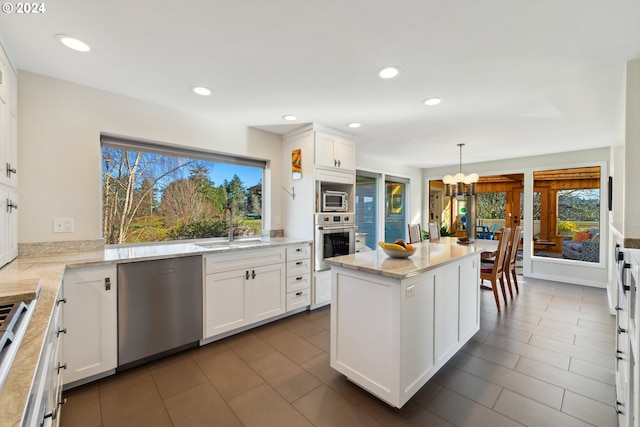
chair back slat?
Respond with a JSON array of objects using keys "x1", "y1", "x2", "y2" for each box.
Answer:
[
  {"x1": 408, "y1": 224, "x2": 423, "y2": 243},
  {"x1": 428, "y1": 223, "x2": 440, "y2": 240},
  {"x1": 493, "y1": 228, "x2": 512, "y2": 274}
]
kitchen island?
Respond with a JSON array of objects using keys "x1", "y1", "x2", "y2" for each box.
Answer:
[{"x1": 326, "y1": 237, "x2": 495, "y2": 408}]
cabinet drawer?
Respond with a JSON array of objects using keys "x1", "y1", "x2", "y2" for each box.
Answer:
[
  {"x1": 205, "y1": 248, "x2": 285, "y2": 274},
  {"x1": 286, "y1": 289, "x2": 310, "y2": 311},
  {"x1": 286, "y1": 245, "x2": 311, "y2": 262},
  {"x1": 287, "y1": 259, "x2": 311, "y2": 277},
  {"x1": 286, "y1": 273, "x2": 311, "y2": 293}
]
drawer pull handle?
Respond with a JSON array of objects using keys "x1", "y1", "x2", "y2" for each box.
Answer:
[
  {"x1": 296, "y1": 276, "x2": 303, "y2": 281},
  {"x1": 296, "y1": 248, "x2": 302, "y2": 252},
  {"x1": 296, "y1": 292, "x2": 303, "y2": 296},
  {"x1": 296, "y1": 261, "x2": 303, "y2": 265},
  {"x1": 618, "y1": 326, "x2": 628, "y2": 334},
  {"x1": 57, "y1": 362, "x2": 67, "y2": 373},
  {"x1": 56, "y1": 327, "x2": 67, "y2": 337},
  {"x1": 56, "y1": 297, "x2": 67, "y2": 306},
  {"x1": 246, "y1": 270, "x2": 250, "y2": 280},
  {"x1": 252, "y1": 270, "x2": 256, "y2": 279},
  {"x1": 43, "y1": 407, "x2": 58, "y2": 422}
]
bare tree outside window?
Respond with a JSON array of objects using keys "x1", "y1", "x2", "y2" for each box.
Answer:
[{"x1": 102, "y1": 144, "x2": 262, "y2": 244}]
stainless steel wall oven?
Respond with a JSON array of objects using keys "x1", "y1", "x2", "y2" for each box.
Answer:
[{"x1": 314, "y1": 213, "x2": 355, "y2": 271}]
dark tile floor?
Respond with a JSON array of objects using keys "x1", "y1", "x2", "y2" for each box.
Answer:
[{"x1": 61, "y1": 276, "x2": 617, "y2": 427}]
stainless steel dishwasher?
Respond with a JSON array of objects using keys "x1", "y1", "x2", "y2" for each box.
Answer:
[{"x1": 117, "y1": 255, "x2": 202, "y2": 368}]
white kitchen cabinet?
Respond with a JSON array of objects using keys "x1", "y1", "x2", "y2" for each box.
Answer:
[
  {"x1": 250, "y1": 263, "x2": 286, "y2": 322},
  {"x1": 315, "y1": 131, "x2": 356, "y2": 171},
  {"x1": 0, "y1": 61, "x2": 18, "y2": 188},
  {"x1": 434, "y1": 262, "x2": 460, "y2": 365},
  {"x1": 62, "y1": 264, "x2": 118, "y2": 386},
  {"x1": 285, "y1": 244, "x2": 312, "y2": 311},
  {"x1": 330, "y1": 252, "x2": 481, "y2": 408},
  {"x1": 458, "y1": 255, "x2": 480, "y2": 342},
  {"x1": 0, "y1": 187, "x2": 17, "y2": 268},
  {"x1": 23, "y1": 288, "x2": 66, "y2": 427},
  {"x1": 204, "y1": 248, "x2": 286, "y2": 339}
]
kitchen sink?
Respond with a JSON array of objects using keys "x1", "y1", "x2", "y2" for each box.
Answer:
[{"x1": 196, "y1": 240, "x2": 269, "y2": 250}]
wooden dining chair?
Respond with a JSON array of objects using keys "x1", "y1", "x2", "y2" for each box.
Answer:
[
  {"x1": 503, "y1": 226, "x2": 522, "y2": 297},
  {"x1": 408, "y1": 223, "x2": 423, "y2": 244},
  {"x1": 480, "y1": 227, "x2": 511, "y2": 311},
  {"x1": 428, "y1": 223, "x2": 440, "y2": 240}
]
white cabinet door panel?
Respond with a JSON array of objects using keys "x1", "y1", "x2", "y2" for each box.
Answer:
[{"x1": 63, "y1": 265, "x2": 117, "y2": 385}]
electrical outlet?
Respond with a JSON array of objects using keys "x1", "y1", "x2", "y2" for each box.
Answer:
[
  {"x1": 54, "y1": 217, "x2": 74, "y2": 233},
  {"x1": 275, "y1": 215, "x2": 281, "y2": 225},
  {"x1": 405, "y1": 285, "x2": 416, "y2": 298}
]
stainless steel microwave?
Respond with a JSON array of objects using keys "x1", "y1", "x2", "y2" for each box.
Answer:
[{"x1": 322, "y1": 191, "x2": 348, "y2": 212}]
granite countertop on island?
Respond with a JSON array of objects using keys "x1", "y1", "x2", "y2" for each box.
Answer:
[
  {"x1": 0, "y1": 236, "x2": 311, "y2": 427},
  {"x1": 325, "y1": 237, "x2": 497, "y2": 279}
]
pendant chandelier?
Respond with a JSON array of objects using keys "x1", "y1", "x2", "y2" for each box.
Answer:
[{"x1": 443, "y1": 143, "x2": 478, "y2": 196}]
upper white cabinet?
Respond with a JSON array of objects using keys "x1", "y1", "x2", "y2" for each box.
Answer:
[
  {"x1": 62, "y1": 265, "x2": 118, "y2": 386},
  {"x1": 0, "y1": 44, "x2": 18, "y2": 269},
  {"x1": 0, "y1": 47, "x2": 17, "y2": 188},
  {"x1": 315, "y1": 131, "x2": 356, "y2": 171}
]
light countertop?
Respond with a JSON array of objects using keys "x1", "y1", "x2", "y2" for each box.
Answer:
[
  {"x1": 0, "y1": 237, "x2": 311, "y2": 427},
  {"x1": 325, "y1": 237, "x2": 498, "y2": 279}
]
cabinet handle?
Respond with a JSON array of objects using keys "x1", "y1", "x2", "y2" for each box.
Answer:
[
  {"x1": 618, "y1": 326, "x2": 628, "y2": 334},
  {"x1": 6, "y1": 199, "x2": 17, "y2": 213},
  {"x1": 616, "y1": 400, "x2": 624, "y2": 414},
  {"x1": 615, "y1": 306, "x2": 623, "y2": 311},
  {"x1": 296, "y1": 248, "x2": 303, "y2": 252},
  {"x1": 56, "y1": 327, "x2": 67, "y2": 337},
  {"x1": 57, "y1": 362, "x2": 67, "y2": 374},
  {"x1": 6, "y1": 163, "x2": 17, "y2": 178},
  {"x1": 296, "y1": 276, "x2": 303, "y2": 281},
  {"x1": 334, "y1": 159, "x2": 338, "y2": 167},
  {"x1": 246, "y1": 271, "x2": 250, "y2": 280},
  {"x1": 56, "y1": 297, "x2": 67, "y2": 306},
  {"x1": 296, "y1": 292, "x2": 303, "y2": 296},
  {"x1": 105, "y1": 277, "x2": 111, "y2": 291},
  {"x1": 296, "y1": 261, "x2": 303, "y2": 265},
  {"x1": 43, "y1": 406, "x2": 58, "y2": 423},
  {"x1": 252, "y1": 270, "x2": 256, "y2": 279}
]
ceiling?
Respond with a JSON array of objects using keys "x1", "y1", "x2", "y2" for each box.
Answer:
[{"x1": 1, "y1": 0, "x2": 639, "y2": 169}]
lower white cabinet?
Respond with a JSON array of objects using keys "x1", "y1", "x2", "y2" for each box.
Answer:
[
  {"x1": 330, "y1": 252, "x2": 481, "y2": 408},
  {"x1": 286, "y1": 244, "x2": 311, "y2": 311},
  {"x1": 62, "y1": 264, "x2": 117, "y2": 386},
  {"x1": 23, "y1": 288, "x2": 66, "y2": 427},
  {"x1": 204, "y1": 248, "x2": 286, "y2": 339}
]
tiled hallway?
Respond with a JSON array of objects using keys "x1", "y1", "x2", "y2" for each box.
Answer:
[{"x1": 61, "y1": 276, "x2": 617, "y2": 427}]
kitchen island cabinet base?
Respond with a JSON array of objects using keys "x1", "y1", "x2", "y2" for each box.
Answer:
[{"x1": 329, "y1": 254, "x2": 480, "y2": 408}]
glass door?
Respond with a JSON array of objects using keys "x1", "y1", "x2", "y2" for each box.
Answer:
[
  {"x1": 385, "y1": 178, "x2": 407, "y2": 243},
  {"x1": 355, "y1": 173, "x2": 377, "y2": 250}
]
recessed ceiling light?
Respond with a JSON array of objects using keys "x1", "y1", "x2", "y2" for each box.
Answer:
[
  {"x1": 282, "y1": 115, "x2": 297, "y2": 121},
  {"x1": 55, "y1": 34, "x2": 91, "y2": 52},
  {"x1": 423, "y1": 97, "x2": 442, "y2": 106},
  {"x1": 377, "y1": 66, "x2": 401, "y2": 79},
  {"x1": 347, "y1": 123, "x2": 361, "y2": 128},
  {"x1": 192, "y1": 86, "x2": 212, "y2": 96}
]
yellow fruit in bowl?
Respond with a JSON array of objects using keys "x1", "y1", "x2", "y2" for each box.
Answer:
[{"x1": 377, "y1": 241, "x2": 406, "y2": 251}]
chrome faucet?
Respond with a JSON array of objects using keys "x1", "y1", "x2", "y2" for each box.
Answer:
[{"x1": 225, "y1": 202, "x2": 234, "y2": 242}]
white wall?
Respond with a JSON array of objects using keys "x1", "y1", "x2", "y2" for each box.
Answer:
[
  {"x1": 424, "y1": 148, "x2": 611, "y2": 288},
  {"x1": 18, "y1": 71, "x2": 284, "y2": 243}
]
